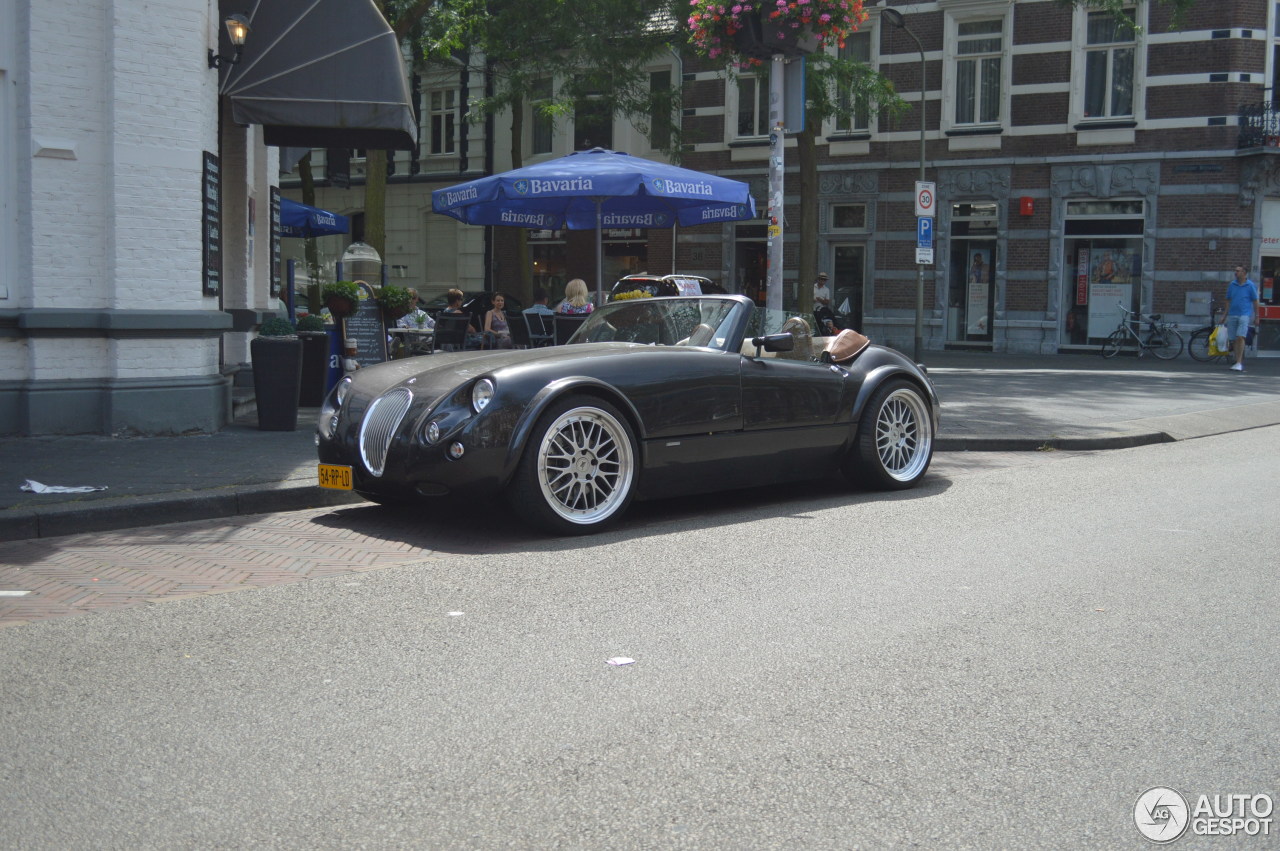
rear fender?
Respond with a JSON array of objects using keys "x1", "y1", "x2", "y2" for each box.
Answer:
[
  {"x1": 501, "y1": 377, "x2": 645, "y2": 482},
  {"x1": 849, "y1": 366, "x2": 940, "y2": 439}
]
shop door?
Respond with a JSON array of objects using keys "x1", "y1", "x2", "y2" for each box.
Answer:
[
  {"x1": 831, "y1": 245, "x2": 864, "y2": 330},
  {"x1": 948, "y1": 240, "x2": 994, "y2": 342}
]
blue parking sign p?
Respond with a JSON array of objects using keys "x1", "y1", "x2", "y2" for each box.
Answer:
[{"x1": 917, "y1": 216, "x2": 933, "y2": 249}]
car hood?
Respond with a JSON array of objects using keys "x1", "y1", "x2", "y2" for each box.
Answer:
[{"x1": 346, "y1": 344, "x2": 669, "y2": 400}]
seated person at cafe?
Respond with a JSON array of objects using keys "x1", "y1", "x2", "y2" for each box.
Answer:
[{"x1": 396, "y1": 288, "x2": 434, "y2": 330}]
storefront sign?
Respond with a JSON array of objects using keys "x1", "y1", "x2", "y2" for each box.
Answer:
[
  {"x1": 202, "y1": 151, "x2": 221, "y2": 296},
  {"x1": 270, "y1": 188, "x2": 282, "y2": 298},
  {"x1": 1076, "y1": 247, "x2": 1090, "y2": 306}
]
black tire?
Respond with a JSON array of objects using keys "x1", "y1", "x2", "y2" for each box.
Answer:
[
  {"x1": 845, "y1": 380, "x2": 934, "y2": 490},
  {"x1": 1101, "y1": 330, "x2": 1127, "y2": 358},
  {"x1": 508, "y1": 396, "x2": 637, "y2": 534},
  {"x1": 1149, "y1": 326, "x2": 1184, "y2": 360}
]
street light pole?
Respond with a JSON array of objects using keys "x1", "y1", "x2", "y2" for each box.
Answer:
[{"x1": 881, "y1": 7, "x2": 926, "y2": 361}]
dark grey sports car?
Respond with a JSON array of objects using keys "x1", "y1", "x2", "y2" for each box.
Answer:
[{"x1": 316, "y1": 295, "x2": 938, "y2": 534}]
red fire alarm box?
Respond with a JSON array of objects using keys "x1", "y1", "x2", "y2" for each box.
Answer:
[{"x1": 1019, "y1": 196, "x2": 1034, "y2": 216}]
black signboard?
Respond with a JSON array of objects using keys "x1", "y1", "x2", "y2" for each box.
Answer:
[
  {"x1": 343, "y1": 281, "x2": 388, "y2": 367},
  {"x1": 270, "y1": 187, "x2": 282, "y2": 298},
  {"x1": 202, "y1": 151, "x2": 221, "y2": 295}
]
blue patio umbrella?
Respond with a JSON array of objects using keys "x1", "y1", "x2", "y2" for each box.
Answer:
[
  {"x1": 280, "y1": 198, "x2": 350, "y2": 238},
  {"x1": 432, "y1": 148, "x2": 756, "y2": 301}
]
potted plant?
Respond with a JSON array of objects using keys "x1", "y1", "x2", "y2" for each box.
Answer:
[
  {"x1": 295, "y1": 314, "x2": 332, "y2": 407},
  {"x1": 376, "y1": 284, "x2": 416, "y2": 320},
  {"x1": 322, "y1": 280, "x2": 360, "y2": 319},
  {"x1": 687, "y1": 0, "x2": 868, "y2": 64},
  {"x1": 250, "y1": 316, "x2": 303, "y2": 431}
]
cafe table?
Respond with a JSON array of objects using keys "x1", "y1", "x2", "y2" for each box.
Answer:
[{"x1": 389, "y1": 326, "x2": 435, "y2": 357}]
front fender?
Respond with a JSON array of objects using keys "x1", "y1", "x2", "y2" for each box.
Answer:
[{"x1": 501, "y1": 376, "x2": 645, "y2": 483}]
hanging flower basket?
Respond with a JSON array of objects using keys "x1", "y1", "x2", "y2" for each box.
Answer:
[
  {"x1": 324, "y1": 295, "x2": 357, "y2": 318},
  {"x1": 688, "y1": 0, "x2": 867, "y2": 65},
  {"x1": 321, "y1": 281, "x2": 361, "y2": 319}
]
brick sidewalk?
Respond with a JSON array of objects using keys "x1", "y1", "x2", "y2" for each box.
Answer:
[{"x1": 0, "y1": 506, "x2": 442, "y2": 628}]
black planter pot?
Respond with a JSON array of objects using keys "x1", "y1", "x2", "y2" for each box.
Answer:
[
  {"x1": 250, "y1": 336, "x2": 303, "y2": 431},
  {"x1": 297, "y1": 331, "x2": 331, "y2": 407},
  {"x1": 732, "y1": 11, "x2": 821, "y2": 60}
]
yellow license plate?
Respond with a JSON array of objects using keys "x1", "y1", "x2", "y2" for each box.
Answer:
[{"x1": 318, "y1": 464, "x2": 353, "y2": 490}]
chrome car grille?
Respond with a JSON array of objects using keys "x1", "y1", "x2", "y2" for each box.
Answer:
[{"x1": 359, "y1": 388, "x2": 412, "y2": 477}]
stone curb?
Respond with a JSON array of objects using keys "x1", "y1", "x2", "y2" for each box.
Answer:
[{"x1": 0, "y1": 483, "x2": 363, "y2": 543}]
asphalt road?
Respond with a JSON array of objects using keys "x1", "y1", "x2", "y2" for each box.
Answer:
[{"x1": 2, "y1": 434, "x2": 1277, "y2": 849}]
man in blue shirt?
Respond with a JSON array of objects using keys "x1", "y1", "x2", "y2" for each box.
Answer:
[
  {"x1": 1224, "y1": 265, "x2": 1261, "y2": 372},
  {"x1": 522, "y1": 287, "x2": 555, "y2": 346}
]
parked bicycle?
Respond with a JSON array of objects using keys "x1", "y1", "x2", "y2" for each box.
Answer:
[
  {"x1": 1186, "y1": 301, "x2": 1230, "y2": 363},
  {"x1": 1100, "y1": 302, "x2": 1184, "y2": 359}
]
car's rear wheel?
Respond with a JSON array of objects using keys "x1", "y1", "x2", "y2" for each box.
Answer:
[
  {"x1": 846, "y1": 380, "x2": 934, "y2": 490},
  {"x1": 509, "y1": 396, "x2": 637, "y2": 534}
]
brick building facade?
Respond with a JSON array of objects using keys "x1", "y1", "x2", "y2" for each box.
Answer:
[{"x1": 285, "y1": 0, "x2": 1280, "y2": 356}]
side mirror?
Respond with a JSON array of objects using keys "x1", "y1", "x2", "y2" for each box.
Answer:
[{"x1": 751, "y1": 332, "x2": 795, "y2": 357}]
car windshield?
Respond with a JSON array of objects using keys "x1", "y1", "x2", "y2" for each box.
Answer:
[{"x1": 572, "y1": 297, "x2": 742, "y2": 348}]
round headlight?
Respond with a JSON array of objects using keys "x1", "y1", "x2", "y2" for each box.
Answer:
[
  {"x1": 423, "y1": 420, "x2": 441, "y2": 444},
  {"x1": 335, "y1": 376, "x2": 353, "y2": 406},
  {"x1": 471, "y1": 378, "x2": 495, "y2": 413}
]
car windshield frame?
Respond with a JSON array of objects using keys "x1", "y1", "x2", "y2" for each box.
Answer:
[{"x1": 569, "y1": 295, "x2": 755, "y2": 351}]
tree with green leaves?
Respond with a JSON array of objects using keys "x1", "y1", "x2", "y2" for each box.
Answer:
[{"x1": 358, "y1": 0, "x2": 684, "y2": 303}]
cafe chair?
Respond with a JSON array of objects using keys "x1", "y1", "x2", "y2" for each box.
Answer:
[
  {"x1": 525, "y1": 312, "x2": 555, "y2": 347},
  {"x1": 433, "y1": 314, "x2": 471, "y2": 352},
  {"x1": 554, "y1": 314, "x2": 587, "y2": 345}
]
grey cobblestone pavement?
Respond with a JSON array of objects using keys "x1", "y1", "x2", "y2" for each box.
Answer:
[{"x1": 1, "y1": 350, "x2": 1277, "y2": 542}]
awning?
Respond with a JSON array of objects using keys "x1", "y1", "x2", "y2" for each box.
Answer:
[{"x1": 219, "y1": 0, "x2": 418, "y2": 151}]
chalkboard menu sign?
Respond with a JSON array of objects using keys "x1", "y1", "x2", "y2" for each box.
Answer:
[
  {"x1": 269, "y1": 187, "x2": 282, "y2": 298},
  {"x1": 202, "y1": 151, "x2": 221, "y2": 296},
  {"x1": 343, "y1": 281, "x2": 388, "y2": 367}
]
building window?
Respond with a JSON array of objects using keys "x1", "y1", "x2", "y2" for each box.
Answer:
[
  {"x1": 1082, "y1": 9, "x2": 1136, "y2": 118},
  {"x1": 530, "y1": 78, "x2": 553, "y2": 156},
  {"x1": 954, "y1": 19, "x2": 1003, "y2": 125},
  {"x1": 736, "y1": 73, "x2": 769, "y2": 138},
  {"x1": 648, "y1": 69, "x2": 674, "y2": 150},
  {"x1": 428, "y1": 89, "x2": 456, "y2": 155},
  {"x1": 574, "y1": 93, "x2": 613, "y2": 150},
  {"x1": 831, "y1": 203, "x2": 868, "y2": 231},
  {"x1": 834, "y1": 31, "x2": 873, "y2": 133}
]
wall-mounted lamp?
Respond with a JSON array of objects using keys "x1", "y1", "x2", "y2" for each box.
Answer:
[{"x1": 208, "y1": 13, "x2": 251, "y2": 68}]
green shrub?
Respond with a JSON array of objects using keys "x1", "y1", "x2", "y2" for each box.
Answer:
[
  {"x1": 258, "y1": 317, "x2": 296, "y2": 337},
  {"x1": 376, "y1": 285, "x2": 415, "y2": 315},
  {"x1": 295, "y1": 314, "x2": 326, "y2": 332},
  {"x1": 322, "y1": 280, "x2": 360, "y2": 302}
]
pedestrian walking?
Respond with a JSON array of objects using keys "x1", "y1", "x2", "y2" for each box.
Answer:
[{"x1": 1224, "y1": 264, "x2": 1261, "y2": 372}]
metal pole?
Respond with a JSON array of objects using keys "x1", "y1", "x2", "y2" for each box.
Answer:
[
  {"x1": 915, "y1": 37, "x2": 925, "y2": 362},
  {"x1": 766, "y1": 54, "x2": 785, "y2": 313}
]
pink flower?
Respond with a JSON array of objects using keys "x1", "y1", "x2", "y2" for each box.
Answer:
[
  {"x1": 731, "y1": 3, "x2": 742, "y2": 12},
  {"x1": 819, "y1": 13, "x2": 830, "y2": 22}
]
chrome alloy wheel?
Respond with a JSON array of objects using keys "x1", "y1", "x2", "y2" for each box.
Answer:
[
  {"x1": 535, "y1": 406, "x2": 636, "y2": 525},
  {"x1": 874, "y1": 387, "x2": 933, "y2": 482}
]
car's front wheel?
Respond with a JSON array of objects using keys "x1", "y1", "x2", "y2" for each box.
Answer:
[
  {"x1": 845, "y1": 380, "x2": 934, "y2": 490},
  {"x1": 509, "y1": 396, "x2": 637, "y2": 534}
]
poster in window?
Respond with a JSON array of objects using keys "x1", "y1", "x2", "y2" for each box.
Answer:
[{"x1": 965, "y1": 247, "x2": 991, "y2": 335}]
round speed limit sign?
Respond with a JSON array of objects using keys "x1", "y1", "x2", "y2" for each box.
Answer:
[{"x1": 915, "y1": 181, "x2": 936, "y2": 217}]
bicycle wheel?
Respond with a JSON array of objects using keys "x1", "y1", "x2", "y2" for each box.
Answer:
[
  {"x1": 1101, "y1": 329, "x2": 1127, "y2": 358},
  {"x1": 1150, "y1": 326, "x2": 1184, "y2": 360},
  {"x1": 1187, "y1": 327, "x2": 1216, "y2": 362}
]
